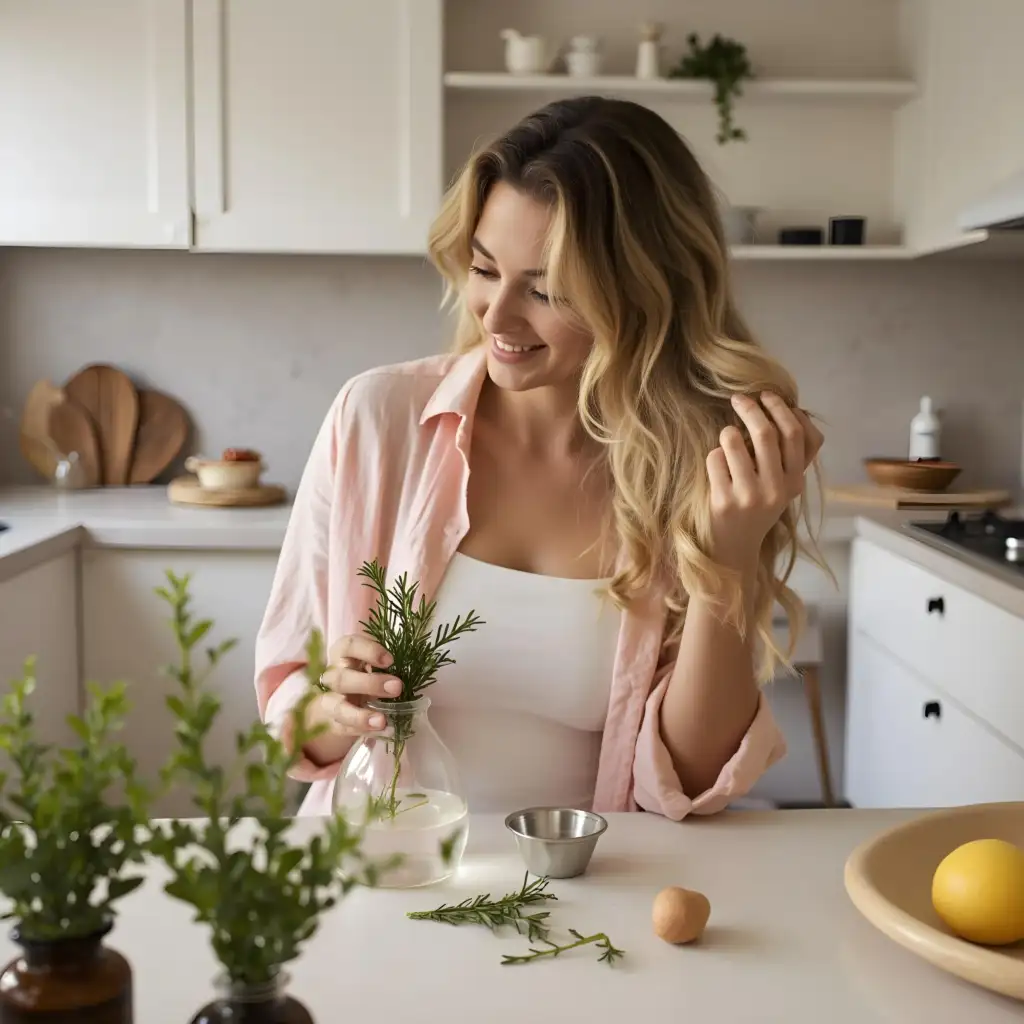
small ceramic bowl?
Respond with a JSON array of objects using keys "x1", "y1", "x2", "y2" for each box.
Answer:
[
  {"x1": 505, "y1": 807, "x2": 608, "y2": 878},
  {"x1": 185, "y1": 455, "x2": 263, "y2": 490},
  {"x1": 863, "y1": 458, "x2": 961, "y2": 493}
]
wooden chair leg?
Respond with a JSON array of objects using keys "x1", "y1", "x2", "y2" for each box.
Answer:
[{"x1": 800, "y1": 665, "x2": 835, "y2": 807}]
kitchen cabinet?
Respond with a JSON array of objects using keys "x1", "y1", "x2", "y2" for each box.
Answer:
[
  {"x1": 845, "y1": 538, "x2": 1024, "y2": 808},
  {"x1": 190, "y1": 0, "x2": 442, "y2": 253},
  {"x1": 0, "y1": 553, "x2": 79, "y2": 749},
  {"x1": 0, "y1": 0, "x2": 191, "y2": 249},
  {"x1": 81, "y1": 547, "x2": 281, "y2": 816},
  {"x1": 895, "y1": 0, "x2": 1024, "y2": 255},
  {"x1": 0, "y1": 0, "x2": 442, "y2": 254}
]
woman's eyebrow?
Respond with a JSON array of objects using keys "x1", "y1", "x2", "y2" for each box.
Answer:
[{"x1": 471, "y1": 237, "x2": 545, "y2": 278}]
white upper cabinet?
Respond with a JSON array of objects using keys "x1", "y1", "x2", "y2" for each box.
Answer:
[
  {"x1": 895, "y1": 0, "x2": 1024, "y2": 256},
  {"x1": 190, "y1": 0, "x2": 443, "y2": 254},
  {"x1": 0, "y1": 0, "x2": 190, "y2": 248}
]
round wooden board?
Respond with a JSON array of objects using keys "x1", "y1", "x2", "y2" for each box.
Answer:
[
  {"x1": 844, "y1": 802, "x2": 1024, "y2": 1001},
  {"x1": 167, "y1": 476, "x2": 287, "y2": 508}
]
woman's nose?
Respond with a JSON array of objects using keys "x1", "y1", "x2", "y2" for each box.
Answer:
[{"x1": 481, "y1": 287, "x2": 520, "y2": 335}]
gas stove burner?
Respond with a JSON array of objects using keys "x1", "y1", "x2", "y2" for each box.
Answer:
[{"x1": 904, "y1": 509, "x2": 1024, "y2": 588}]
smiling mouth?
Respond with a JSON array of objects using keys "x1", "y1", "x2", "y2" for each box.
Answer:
[{"x1": 494, "y1": 338, "x2": 545, "y2": 353}]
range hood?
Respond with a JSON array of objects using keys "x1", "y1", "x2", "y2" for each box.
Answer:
[{"x1": 958, "y1": 169, "x2": 1024, "y2": 232}]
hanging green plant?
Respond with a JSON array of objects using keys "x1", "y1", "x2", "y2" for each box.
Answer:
[{"x1": 668, "y1": 32, "x2": 754, "y2": 144}]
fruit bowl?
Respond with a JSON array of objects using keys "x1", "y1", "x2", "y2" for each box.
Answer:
[
  {"x1": 863, "y1": 458, "x2": 962, "y2": 492},
  {"x1": 844, "y1": 802, "x2": 1024, "y2": 1001}
]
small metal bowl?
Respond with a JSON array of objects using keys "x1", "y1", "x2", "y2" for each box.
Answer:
[{"x1": 504, "y1": 807, "x2": 608, "y2": 878}]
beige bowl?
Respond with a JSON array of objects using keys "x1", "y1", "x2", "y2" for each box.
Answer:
[
  {"x1": 184, "y1": 455, "x2": 263, "y2": 490},
  {"x1": 844, "y1": 802, "x2": 1024, "y2": 1001},
  {"x1": 864, "y1": 458, "x2": 962, "y2": 492}
]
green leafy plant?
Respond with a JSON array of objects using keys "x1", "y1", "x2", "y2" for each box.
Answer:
[
  {"x1": 313, "y1": 559, "x2": 482, "y2": 818},
  {"x1": 408, "y1": 874, "x2": 625, "y2": 967},
  {"x1": 0, "y1": 659, "x2": 149, "y2": 941},
  {"x1": 668, "y1": 32, "x2": 754, "y2": 144},
  {"x1": 148, "y1": 571, "x2": 387, "y2": 988}
]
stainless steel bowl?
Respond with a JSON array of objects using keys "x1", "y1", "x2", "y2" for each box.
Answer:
[{"x1": 504, "y1": 807, "x2": 608, "y2": 878}]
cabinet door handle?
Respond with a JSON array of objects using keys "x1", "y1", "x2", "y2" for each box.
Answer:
[
  {"x1": 926, "y1": 597, "x2": 945, "y2": 615},
  {"x1": 923, "y1": 700, "x2": 942, "y2": 719}
]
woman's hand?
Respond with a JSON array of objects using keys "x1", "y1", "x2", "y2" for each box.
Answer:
[
  {"x1": 309, "y1": 634, "x2": 403, "y2": 740},
  {"x1": 705, "y1": 391, "x2": 824, "y2": 568}
]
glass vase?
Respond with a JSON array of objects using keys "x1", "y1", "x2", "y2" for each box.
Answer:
[
  {"x1": 332, "y1": 696, "x2": 468, "y2": 887},
  {"x1": 0, "y1": 921, "x2": 132, "y2": 1023},
  {"x1": 189, "y1": 974, "x2": 312, "y2": 1024}
]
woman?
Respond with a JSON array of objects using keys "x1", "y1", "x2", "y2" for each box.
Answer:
[{"x1": 254, "y1": 96, "x2": 824, "y2": 819}]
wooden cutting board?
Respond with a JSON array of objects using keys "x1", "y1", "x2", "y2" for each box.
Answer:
[
  {"x1": 47, "y1": 394, "x2": 102, "y2": 486},
  {"x1": 129, "y1": 389, "x2": 189, "y2": 484},
  {"x1": 167, "y1": 477, "x2": 287, "y2": 508},
  {"x1": 826, "y1": 484, "x2": 1012, "y2": 509},
  {"x1": 63, "y1": 363, "x2": 139, "y2": 485},
  {"x1": 18, "y1": 379, "x2": 64, "y2": 480}
]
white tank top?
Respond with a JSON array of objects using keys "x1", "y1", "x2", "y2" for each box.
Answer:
[{"x1": 426, "y1": 552, "x2": 621, "y2": 812}]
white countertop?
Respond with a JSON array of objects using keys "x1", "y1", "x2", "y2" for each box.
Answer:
[
  {"x1": 0, "y1": 485, "x2": 295, "y2": 579},
  {"x1": 2, "y1": 487, "x2": 1022, "y2": 620},
  {"x1": 0, "y1": 809, "x2": 1016, "y2": 1024}
]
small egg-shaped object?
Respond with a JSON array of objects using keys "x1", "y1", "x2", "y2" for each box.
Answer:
[{"x1": 652, "y1": 886, "x2": 711, "y2": 944}]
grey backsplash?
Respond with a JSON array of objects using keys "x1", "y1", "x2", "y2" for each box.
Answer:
[{"x1": 2, "y1": 247, "x2": 1023, "y2": 494}]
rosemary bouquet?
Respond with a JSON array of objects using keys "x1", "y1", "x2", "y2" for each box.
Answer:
[
  {"x1": 148, "y1": 571, "x2": 386, "y2": 1005},
  {"x1": 315, "y1": 559, "x2": 482, "y2": 820},
  {"x1": 0, "y1": 659, "x2": 149, "y2": 943}
]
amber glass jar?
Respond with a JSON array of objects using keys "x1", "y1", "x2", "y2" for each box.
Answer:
[
  {"x1": 0, "y1": 921, "x2": 132, "y2": 1023},
  {"x1": 190, "y1": 974, "x2": 313, "y2": 1024}
]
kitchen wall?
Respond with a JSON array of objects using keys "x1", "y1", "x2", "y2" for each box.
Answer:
[
  {"x1": 2, "y1": 247, "x2": 1024, "y2": 804},
  {"x1": 3, "y1": 249, "x2": 1024, "y2": 494}
]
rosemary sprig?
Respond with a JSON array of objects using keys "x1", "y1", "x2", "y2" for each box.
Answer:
[
  {"x1": 407, "y1": 874, "x2": 556, "y2": 941},
  {"x1": 501, "y1": 929, "x2": 626, "y2": 967},
  {"x1": 355, "y1": 559, "x2": 483, "y2": 702}
]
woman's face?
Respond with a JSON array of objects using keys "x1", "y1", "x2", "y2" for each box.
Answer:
[{"x1": 465, "y1": 182, "x2": 593, "y2": 393}]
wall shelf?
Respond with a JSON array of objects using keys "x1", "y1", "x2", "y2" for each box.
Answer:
[
  {"x1": 731, "y1": 245, "x2": 915, "y2": 261},
  {"x1": 444, "y1": 73, "x2": 918, "y2": 108}
]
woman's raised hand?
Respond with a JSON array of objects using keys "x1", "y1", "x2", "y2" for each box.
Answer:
[{"x1": 705, "y1": 391, "x2": 824, "y2": 567}]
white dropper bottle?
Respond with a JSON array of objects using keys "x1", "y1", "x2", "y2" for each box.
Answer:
[{"x1": 909, "y1": 396, "x2": 941, "y2": 462}]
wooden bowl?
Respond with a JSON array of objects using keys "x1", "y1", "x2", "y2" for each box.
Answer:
[
  {"x1": 844, "y1": 802, "x2": 1024, "y2": 1001},
  {"x1": 863, "y1": 458, "x2": 962, "y2": 492}
]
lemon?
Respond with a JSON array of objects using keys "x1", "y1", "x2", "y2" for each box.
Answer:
[{"x1": 931, "y1": 838, "x2": 1024, "y2": 945}]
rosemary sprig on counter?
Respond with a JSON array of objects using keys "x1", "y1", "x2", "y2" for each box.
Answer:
[
  {"x1": 407, "y1": 874, "x2": 556, "y2": 941},
  {"x1": 501, "y1": 930, "x2": 626, "y2": 966},
  {"x1": 408, "y1": 874, "x2": 626, "y2": 966}
]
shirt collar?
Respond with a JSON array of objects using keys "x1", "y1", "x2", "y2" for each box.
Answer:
[{"x1": 419, "y1": 346, "x2": 489, "y2": 426}]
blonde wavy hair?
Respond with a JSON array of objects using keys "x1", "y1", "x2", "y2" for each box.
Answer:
[{"x1": 427, "y1": 97, "x2": 827, "y2": 682}]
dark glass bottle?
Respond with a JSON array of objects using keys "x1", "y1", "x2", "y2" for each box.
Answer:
[
  {"x1": 190, "y1": 974, "x2": 313, "y2": 1024},
  {"x1": 0, "y1": 921, "x2": 132, "y2": 1023}
]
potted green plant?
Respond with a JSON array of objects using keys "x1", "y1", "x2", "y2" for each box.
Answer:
[
  {"x1": 0, "y1": 659, "x2": 149, "y2": 1023},
  {"x1": 322, "y1": 559, "x2": 482, "y2": 888},
  {"x1": 147, "y1": 571, "x2": 387, "y2": 1023},
  {"x1": 668, "y1": 32, "x2": 754, "y2": 144}
]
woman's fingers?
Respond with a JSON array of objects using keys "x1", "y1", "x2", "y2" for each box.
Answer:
[
  {"x1": 760, "y1": 392, "x2": 805, "y2": 480},
  {"x1": 719, "y1": 425, "x2": 758, "y2": 498},
  {"x1": 320, "y1": 664, "x2": 403, "y2": 700},
  {"x1": 794, "y1": 408, "x2": 825, "y2": 463},
  {"x1": 731, "y1": 394, "x2": 784, "y2": 489},
  {"x1": 328, "y1": 633, "x2": 393, "y2": 670},
  {"x1": 706, "y1": 446, "x2": 731, "y2": 496},
  {"x1": 315, "y1": 692, "x2": 386, "y2": 735}
]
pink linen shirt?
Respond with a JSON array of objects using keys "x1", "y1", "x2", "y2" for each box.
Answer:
[{"x1": 254, "y1": 347, "x2": 786, "y2": 819}]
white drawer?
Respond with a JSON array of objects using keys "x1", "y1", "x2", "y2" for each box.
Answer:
[
  {"x1": 850, "y1": 538, "x2": 1024, "y2": 753},
  {"x1": 845, "y1": 629, "x2": 1024, "y2": 809}
]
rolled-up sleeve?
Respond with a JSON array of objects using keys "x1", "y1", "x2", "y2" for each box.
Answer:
[
  {"x1": 631, "y1": 666, "x2": 787, "y2": 819},
  {"x1": 254, "y1": 385, "x2": 352, "y2": 783}
]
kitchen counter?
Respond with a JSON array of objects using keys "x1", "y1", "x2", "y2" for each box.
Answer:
[
  {"x1": 0, "y1": 485, "x2": 295, "y2": 580},
  {"x1": 0, "y1": 809, "x2": 1016, "y2": 1023}
]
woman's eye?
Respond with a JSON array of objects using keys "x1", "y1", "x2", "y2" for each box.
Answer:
[
  {"x1": 468, "y1": 265, "x2": 497, "y2": 279},
  {"x1": 530, "y1": 289, "x2": 550, "y2": 304}
]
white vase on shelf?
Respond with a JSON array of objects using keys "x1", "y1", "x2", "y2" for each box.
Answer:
[{"x1": 636, "y1": 21, "x2": 664, "y2": 79}]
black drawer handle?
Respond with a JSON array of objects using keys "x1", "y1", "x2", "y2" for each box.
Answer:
[
  {"x1": 927, "y1": 597, "x2": 945, "y2": 615},
  {"x1": 923, "y1": 700, "x2": 942, "y2": 720}
]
